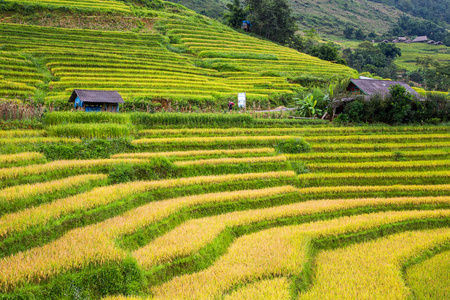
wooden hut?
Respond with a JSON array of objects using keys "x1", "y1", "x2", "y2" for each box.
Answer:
[{"x1": 69, "y1": 89, "x2": 124, "y2": 112}]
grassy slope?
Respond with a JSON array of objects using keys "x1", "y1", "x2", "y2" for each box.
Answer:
[
  {"x1": 337, "y1": 40, "x2": 450, "y2": 72},
  {"x1": 288, "y1": 0, "x2": 405, "y2": 37},
  {"x1": 167, "y1": 0, "x2": 410, "y2": 37}
]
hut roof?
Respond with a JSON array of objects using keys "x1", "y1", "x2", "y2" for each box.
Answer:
[
  {"x1": 349, "y1": 79, "x2": 420, "y2": 97},
  {"x1": 412, "y1": 36, "x2": 428, "y2": 42},
  {"x1": 68, "y1": 89, "x2": 125, "y2": 104}
]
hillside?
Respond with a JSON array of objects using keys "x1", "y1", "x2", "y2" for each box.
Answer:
[
  {"x1": 166, "y1": 0, "x2": 415, "y2": 37},
  {"x1": 0, "y1": 0, "x2": 357, "y2": 109},
  {"x1": 367, "y1": 0, "x2": 450, "y2": 26}
]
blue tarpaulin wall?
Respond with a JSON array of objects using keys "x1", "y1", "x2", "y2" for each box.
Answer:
[
  {"x1": 74, "y1": 96, "x2": 119, "y2": 112},
  {"x1": 74, "y1": 96, "x2": 83, "y2": 108},
  {"x1": 85, "y1": 105, "x2": 102, "y2": 112}
]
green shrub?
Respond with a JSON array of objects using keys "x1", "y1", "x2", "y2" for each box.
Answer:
[
  {"x1": 427, "y1": 118, "x2": 441, "y2": 125},
  {"x1": 7, "y1": 257, "x2": 145, "y2": 300},
  {"x1": 275, "y1": 138, "x2": 312, "y2": 154},
  {"x1": 345, "y1": 101, "x2": 365, "y2": 123},
  {"x1": 289, "y1": 161, "x2": 310, "y2": 174},
  {"x1": 41, "y1": 138, "x2": 135, "y2": 160},
  {"x1": 108, "y1": 163, "x2": 136, "y2": 184},
  {"x1": 392, "y1": 151, "x2": 406, "y2": 161},
  {"x1": 108, "y1": 158, "x2": 177, "y2": 184},
  {"x1": 340, "y1": 87, "x2": 449, "y2": 125}
]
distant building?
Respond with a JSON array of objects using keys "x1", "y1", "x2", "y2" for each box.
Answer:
[
  {"x1": 412, "y1": 36, "x2": 428, "y2": 43},
  {"x1": 398, "y1": 37, "x2": 407, "y2": 42},
  {"x1": 69, "y1": 89, "x2": 124, "y2": 112}
]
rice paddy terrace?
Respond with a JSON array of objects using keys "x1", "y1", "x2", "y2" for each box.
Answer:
[
  {"x1": 0, "y1": 0, "x2": 357, "y2": 109},
  {"x1": 0, "y1": 112, "x2": 449, "y2": 299}
]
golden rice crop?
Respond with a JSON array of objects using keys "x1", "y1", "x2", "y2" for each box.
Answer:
[
  {"x1": 131, "y1": 136, "x2": 293, "y2": 145},
  {"x1": 0, "y1": 130, "x2": 44, "y2": 138},
  {"x1": 136, "y1": 126, "x2": 450, "y2": 138},
  {"x1": 0, "y1": 137, "x2": 81, "y2": 145},
  {"x1": 300, "y1": 170, "x2": 450, "y2": 180},
  {"x1": 174, "y1": 155, "x2": 286, "y2": 167},
  {"x1": 299, "y1": 184, "x2": 450, "y2": 195},
  {"x1": 288, "y1": 149, "x2": 450, "y2": 161},
  {"x1": 0, "y1": 174, "x2": 107, "y2": 204},
  {"x1": 150, "y1": 210, "x2": 450, "y2": 300},
  {"x1": 306, "y1": 159, "x2": 450, "y2": 171},
  {"x1": 0, "y1": 158, "x2": 141, "y2": 180},
  {"x1": 0, "y1": 182, "x2": 296, "y2": 291},
  {"x1": 304, "y1": 133, "x2": 450, "y2": 143},
  {"x1": 0, "y1": 152, "x2": 45, "y2": 166},
  {"x1": 313, "y1": 142, "x2": 450, "y2": 152},
  {"x1": 223, "y1": 277, "x2": 291, "y2": 300},
  {"x1": 111, "y1": 148, "x2": 275, "y2": 159},
  {"x1": 405, "y1": 250, "x2": 450, "y2": 300},
  {"x1": 298, "y1": 229, "x2": 450, "y2": 300},
  {"x1": 133, "y1": 196, "x2": 450, "y2": 268},
  {"x1": 0, "y1": 172, "x2": 295, "y2": 238}
]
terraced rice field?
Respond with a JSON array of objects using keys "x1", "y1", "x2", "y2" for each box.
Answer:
[
  {"x1": 0, "y1": 1, "x2": 357, "y2": 108},
  {"x1": 0, "y1": 121, "x2": 449, "y2": 299}
]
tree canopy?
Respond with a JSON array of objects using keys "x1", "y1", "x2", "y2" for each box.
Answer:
[
  {"x1": 224, "y1": 0, "x2": 247, "y2": 29},
  {"x1": 343, "y1": 42, "x2": 402, "y2": 79},
  {"x1": 245, "y1": 0, "x2": 297, "y2": 44}
]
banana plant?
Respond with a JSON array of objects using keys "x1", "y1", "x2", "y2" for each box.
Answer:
[{"x1": 296, "y1": 93, "x2": 322, "y2": 117}]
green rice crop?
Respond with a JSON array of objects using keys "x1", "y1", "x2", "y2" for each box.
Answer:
[
  {"x1": 43, "y1": 111, "x2": 131, "y2": 125},
  {"x1": 130, "y1": 113, "x2": 254, "y2": 127},
  {"x1": 47, "y1": 124, "x2": 132, "y2": 139},
  {"x1": 405, "y1": 250, "x2": 450, "y2": 300}
]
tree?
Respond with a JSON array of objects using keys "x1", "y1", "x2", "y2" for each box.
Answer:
[
  {"x1": 354, "y1": 28, "x2": 366, "y2": 40},
  {"x1": 245, "y1": 0, "x2": 297, "y2": 44},
  {"x1": 289, "y1": 33, "x2": 305, "y2": 52},
  {"x1": 388, "y1": 85, "x2": 414, "y2": 124},
  {"x1": 368, "y1": 32, "x2": 377, "y2": 39},
  {"x1": 377, "y1": 43, "x2": 401, "y2": 60},
  {"x1": 308, "y1": 42, "x2": 339, "y2": 62},
  {"x1": 224, "y1": 0, "x2": 247, "y2": 29},
  {"x1": 343, "y1": 42, "x2": 401, "y2": 79},
  {"x1": 343, "y1": 26, "x2": 354, "y2": 39}
]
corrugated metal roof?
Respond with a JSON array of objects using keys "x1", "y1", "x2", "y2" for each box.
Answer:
[
  {"x1": 68, "y1": 89, "x2": 125, "y2": 103},
  {"x1": 350, "y1": 79, "x2": 420, "y2": 97}
]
